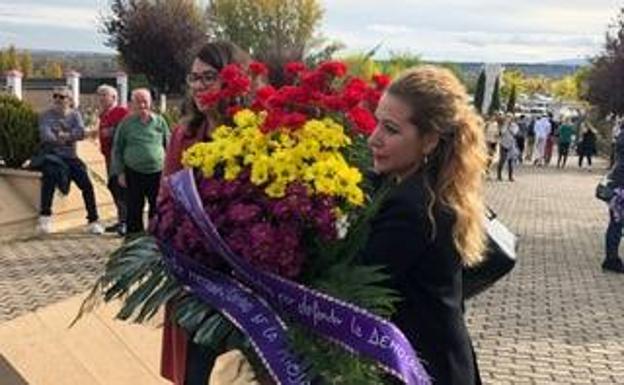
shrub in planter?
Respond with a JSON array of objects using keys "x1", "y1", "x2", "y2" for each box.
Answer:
[{"x1": 0, "y1": 95, "x2": 40, "y2": 168}]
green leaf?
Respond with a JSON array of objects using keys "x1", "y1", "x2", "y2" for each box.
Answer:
[
  {"x1": 116, "y1": 269, "x2": 165, "y2": 320},
  {"x1": 193, "y1": 313, "x2": 233, "y2": 350},
  {"x1": 135, "y1": 277, "x2": 181, "y2": 323}
]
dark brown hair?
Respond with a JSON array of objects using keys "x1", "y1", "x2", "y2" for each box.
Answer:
[{"x1": 184, "y1": 40, "x2": 251, "y2": 136}]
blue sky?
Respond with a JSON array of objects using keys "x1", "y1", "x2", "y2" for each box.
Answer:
[{"x1": 0, "y1": 0, "x2": 620, "y2": 62}]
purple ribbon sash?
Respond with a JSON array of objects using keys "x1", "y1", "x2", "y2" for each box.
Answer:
[
  {"x1": 160, "y1": 243, "x2": 309, "y2": 385},
  {"x1": 167, "y1": 169, "x2": 431, "y2": 385}
]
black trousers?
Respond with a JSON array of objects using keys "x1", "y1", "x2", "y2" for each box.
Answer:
[
  {"x1": 125, "y1": 167, "x2": 161, "y2": 234},
  {"x1": 40, "y1": 157, "x2": 98, "y2": 222},
  {"x1": 107, "y1": 175, "x2": 127, "y2": 224},
  {"x1": 578, "y1": 153, "x2": 593, "y2": 167}
]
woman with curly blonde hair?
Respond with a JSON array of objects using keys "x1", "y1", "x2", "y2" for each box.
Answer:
[{"x1": 362, "y1": 65, "x2": 486, "y2": 384}]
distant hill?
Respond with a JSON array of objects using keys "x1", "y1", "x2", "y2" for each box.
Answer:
[
  {"x1": 543, "y1": 58, "x2": 590, "y2": 66},
  {"x1": 443, "y1": 62, "x2": 585, "y2": 80},
  {"x1": 29, "y1": 49, "x2": 120, "y2": 77},
  {"x1": 26, "y1": 49, "x2": 587, "y2": 79}
]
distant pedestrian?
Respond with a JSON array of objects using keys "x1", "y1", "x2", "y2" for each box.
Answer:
[
  {"x1": 544, "y1": 113, "x2": 559, "y2": 166},
  {"x1": 578, "y1": 124, "x2": 596, "y2": 170},
  {"x1": 96, "y1": 84, "x2": 129, "y2": 235},
  {"x1": 610, "y1": 117, "x2": 622, "y2": 169},
  {"x1": 524, "y1": 116, "x2": 536, "y2": 162},
  {"x1": 533, "y1": 115, "x2": 551, "y2": 166},
  {"x1": 515, "y1": 114, "x2": 530, "y2": 162},
  {"x1": 484, "y1": 115, "x2": 500, "y2": 175},
  {"x1": 34, "y1": 86, "x2": 104, "y2": 235},
  {"x1": 497, "y1": 113, "x2": 518, "y2": 181},
  {"x1": 603, "y1": 129, "x2": 624, "y2": 273},
  {"x1": 556, "y1": 118, "x2": 574, "y2": 168},
  {"x1": 111, "y1": 88, "x2": 170, "y2": 235}
]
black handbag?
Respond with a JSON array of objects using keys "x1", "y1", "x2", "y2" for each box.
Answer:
[
  {"x1": 595, "y1": 175, "x2": 614, "y2": 202},
  {"x1": 463, "y1": 207, "x2": 517, "y2": 300}
]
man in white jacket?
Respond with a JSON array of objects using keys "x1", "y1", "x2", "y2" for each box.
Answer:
[{"x1": 533, "y1": 115, "x2": 552, "y2": 166}]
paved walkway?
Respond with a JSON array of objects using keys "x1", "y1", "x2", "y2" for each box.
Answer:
[
  {"x1": 468, "y1": 160, "x2": 624, "y2": 384},
  {"x1": 1, "y1": 159, "x2": 624, "y2": 384}
]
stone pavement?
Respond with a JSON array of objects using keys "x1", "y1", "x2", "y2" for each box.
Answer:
[
  {"x1": 1, "y1": 159, "x2": 624, "y2": 384},
  {"x1": 468, "y1": 160, "x2": 624, "y2": 384}
]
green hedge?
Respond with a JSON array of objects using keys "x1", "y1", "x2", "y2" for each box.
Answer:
[{"x1": 0, "y1": 95, "x2": 40, "y2": 168}]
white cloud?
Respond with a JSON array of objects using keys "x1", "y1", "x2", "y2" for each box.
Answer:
[
  {"x1": 0, "y1": 2, "x2": 98, "y2": 30},
  {"x1": 320, "y1": 0, "x2": 620, "y2": 62},
  {"x1": 367, "y1": 24, "x2": 414, "y2": 35}
]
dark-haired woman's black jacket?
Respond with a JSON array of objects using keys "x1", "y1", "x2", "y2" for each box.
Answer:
[{"x1": 359, "y1": 172, "x2": 481, "y2": 385}]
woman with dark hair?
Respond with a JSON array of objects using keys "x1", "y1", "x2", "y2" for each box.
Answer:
[
  {"x1": 159, "y1": 40, "x2": 252, "y2": 385},
  {"x1": 163, "y1": 41, "x2": 252, "y2": 175},
  {"x1": 363, "y1": 66, "x2": 486, "y2": 384}
]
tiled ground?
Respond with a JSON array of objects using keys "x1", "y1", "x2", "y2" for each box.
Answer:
[{"x1": 468, "y1": 161, "x2": 624, "y2": 384}]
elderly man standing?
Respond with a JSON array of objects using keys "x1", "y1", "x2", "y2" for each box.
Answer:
[
  {"x1": 111, "y1": 88, "x2": 169, "y2": 235},
  {"x1": 36, "y1": 86, "x2": 104, "y2": 234},
  {"x1": 97, "y1": 84, "x2": 129, "y2": 235}
]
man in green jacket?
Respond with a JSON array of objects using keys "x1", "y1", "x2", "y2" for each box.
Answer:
[
  {"x1": 556, "y1": 117, "x2": 575, "y2": 168},
  {"x1": 111, "y1": 88, "x2": 169, "y2": 234}
]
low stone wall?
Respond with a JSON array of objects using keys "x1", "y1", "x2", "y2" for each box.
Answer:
[{"x1": 0, "y1": 139, "x2": 116, "y2": 240}]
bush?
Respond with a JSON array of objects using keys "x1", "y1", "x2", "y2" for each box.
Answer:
[{"x1": 0, "y1": 95, "x2": 40, "y2": 168}]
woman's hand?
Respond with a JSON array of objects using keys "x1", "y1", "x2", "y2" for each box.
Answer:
[{"x1": 208, "y1": 350, "x2": 259, "y2": 385}]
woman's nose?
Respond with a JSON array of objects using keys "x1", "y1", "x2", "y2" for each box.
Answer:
[{"x1": 367, "y1": 126, "x2": 382, "y2": 148}]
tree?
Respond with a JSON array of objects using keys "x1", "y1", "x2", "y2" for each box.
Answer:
[
  {"x1": 551, "y1": 73, "x2": 582, "y2": 101},
  {"x1": 488, "y1": 76, "x2": 501, "y2": 115},
  {"x1": 101, "y1": 0, "x2": 209, "y2": 94},
  {"x1": 501, "y1": 69, "x2": 526, "y2": 100},
  {"x1": 0, "y1": 51, "x2": 7, "y2": 73},
  {"x1": 42, "y1": 61, "x2": 64, "y2": 78},
  {"x1": 473, "y1": 70, "x2": 486, "y2": 114},
  {"x1": 19, "y1": 51, "x2": 33, "y2": 78},
  {"x1": 524, "y1": 76, "x2": 550, "y2": 96},
  {"x1": 584, "y1": 7, "x2": 624, "y2": 116},
  {"x1": 4, "y1": 45, "x2": 19, "y2": 71},
  {"x1": 506, "y1": 84, "x2": 517, "y2": 113},
  {"x1": 208, "y1": 0, "x2": 324, "y2": 85}
]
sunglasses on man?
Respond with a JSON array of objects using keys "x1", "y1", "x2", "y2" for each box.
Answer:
[
  {"x1": 186, "y1": 70, "x2": 219, "y2": 86},
  {"x1": 53, "y1": 94, "x2": 68, "y2": 100}
]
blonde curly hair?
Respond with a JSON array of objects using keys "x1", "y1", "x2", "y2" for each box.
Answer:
[{"x1": 387, "y1": 65, "x2": 487, "y2": 266}]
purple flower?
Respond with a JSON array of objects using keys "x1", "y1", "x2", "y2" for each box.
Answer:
[{"x1": 226, "y1": 203, "x2": 262, "y2": 224}]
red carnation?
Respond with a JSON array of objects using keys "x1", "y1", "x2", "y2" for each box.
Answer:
[
  {"x1": 220, "y1": 64, "x2": 244, "y2": 82},
  {"x1": 372, "y1": 73, "x2": 391, "y2": 90},
  {"x1": 367, "y1": 89, "x2": 383, "y2": 110},
  {"x1": 261, "y1": 110, "x2": 285, "y2": 133},
  {"x1": 347, "y1": 106, "x2": 377, "y2": 135},
  {"x1": 341, "y1": 78, "x2": 368, "y2": 108},
  {"x1": 318, "y1": 61, "x2": 348, "y2": 78},
  {"x1": 321, "y1": 94, "x2": 346, "y2": 111},
  {"x1": 249, "y1": 61, "x2": 269, "y2": 76},
  {"x1": 300, "y1": 70, "x2": 327, "y2": 92},
  {"x1": 284, "y1": 61, "x2": 306, "y2": 76},
  {"x1": 227, "y1": 105, "x2": 242, "y2": 117},
  {"x1": 281, "y1": 112, "x2": 308, "y2": 129},
  {"x1": 198, "y1": 90, "x2": 222, "y2": 108},
  {"x1": 253, "y1": 85, "x2": 277, "y2": 110}
]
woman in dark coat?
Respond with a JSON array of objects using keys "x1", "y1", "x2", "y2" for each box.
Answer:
[
  {"x1": 603, "y1": 128, "x2": 624, "y2": 273},
  {"x1": 578, "y1": 125, "x2": 597, "y2": 168},
  {"x1": 362, "y1": 66, "x2": 487, "y2": 384}
]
